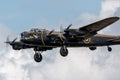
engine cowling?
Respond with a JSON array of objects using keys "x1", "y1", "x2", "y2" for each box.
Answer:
[
  {"x1": 89, "y1": 47, "x2": 97, "y2": 51},
  {"x1": 12, "y1": 45, "x2": 21, "y2": 50},
  {"x1": 34, "y1": 47, "x2": 53, "y2": 51}
]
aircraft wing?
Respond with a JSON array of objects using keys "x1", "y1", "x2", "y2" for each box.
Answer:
[
  {"x1": 78, "y1": 17, "x2": 119, "y2": 38},
  {"x1": 107, "y1": 37, "x2": 120, "y2": 42}
]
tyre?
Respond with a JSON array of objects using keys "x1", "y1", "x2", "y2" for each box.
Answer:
[
  {"x1": 60, "y1": 47, "x2": 68, "y2": 57},
  {"x1": 34, "y1": 53, "x2": 42, "y2": 62}
]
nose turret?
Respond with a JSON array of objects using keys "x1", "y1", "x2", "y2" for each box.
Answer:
[{"x1": 20, "y1": 28, "x2": 50, "y2": 45}]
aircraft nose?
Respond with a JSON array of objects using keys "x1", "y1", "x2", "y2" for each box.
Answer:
[{"x1": 20, "y1": 38, "x2": 25, "y2": 42}]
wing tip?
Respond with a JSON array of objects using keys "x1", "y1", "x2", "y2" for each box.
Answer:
[{"x1": 110, "y1": 16, "x2": 119, "y2": 20}]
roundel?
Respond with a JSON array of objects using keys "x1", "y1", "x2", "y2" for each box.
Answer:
[{"x1": 83, "y1": 38, "x2": 91, "y2": 44}]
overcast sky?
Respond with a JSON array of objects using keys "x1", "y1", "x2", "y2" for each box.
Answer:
[{"x1": 0, "y1": 0, "x2": 120, "y2": 80}]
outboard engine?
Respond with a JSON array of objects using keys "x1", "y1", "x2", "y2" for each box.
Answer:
[{"x1": 89, "y1": 47, "x2": 97, "y2": 51}]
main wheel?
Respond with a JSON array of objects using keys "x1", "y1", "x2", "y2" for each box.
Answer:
[
  {"x1": 34, "y1": 53, "x2": 43, "y2": 62},
  {"x1": 60, "y1": 47, "x2": 68, "y2": 57},
  {"x1": 108, "y1": 47, "x2": 112, "y2": 52}
]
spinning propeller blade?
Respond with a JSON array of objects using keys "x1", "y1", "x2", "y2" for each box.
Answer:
[
  {"x1": 4, "y1": 36, "x2": 17, "y2": 45},
  {"x1": 60, "y1": 24, "x2": 72, "y2": 38},
  {"x1": 65, "y1": 24, "x2": 72, "y2": 31},
  {"x1": 48, "y1": 29, "x2": 54, "y2": 35},
  {"x1": 4, "y1": 36, "x2": 10, "y2": 44},
  {"x1": 12, "y1": 38, "x2": 17, "y2": 44}
]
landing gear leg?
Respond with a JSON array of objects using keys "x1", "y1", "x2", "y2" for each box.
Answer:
[
  {"x1": 34, "y1": 51, "x2": 43, "y2": 62},
  {"x1": 107, "y1": 46, "x2": 112, "y2": 52},
  {"x1": 60, "y1": 46, "x2": 68, "y2": 57}
]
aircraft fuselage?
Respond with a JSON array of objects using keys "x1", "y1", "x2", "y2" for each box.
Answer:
[{"x1": 20, "y1": 34, "x2": 120, "y2": 47}]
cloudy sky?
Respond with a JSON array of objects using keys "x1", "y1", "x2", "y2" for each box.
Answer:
[{"x1": 0, "y1": 0, "x2": 120, "y2": 80}]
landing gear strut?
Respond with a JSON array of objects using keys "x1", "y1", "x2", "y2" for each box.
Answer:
[
  {"x1": 107, "y1": 46, "x2": 112, "y2": 52},
  {"x1": 34, "y1": 51, "x2": 43, "y2": 62},
  {"x1": 60, "y1": 46, "x2": 68, "y2": 57}
]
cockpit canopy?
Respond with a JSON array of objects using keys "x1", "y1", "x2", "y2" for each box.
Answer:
[
  {"x1": 21, "y1": 28, "x2": 49, "y2": 39},
  {"x1": 29, "y1": 28, "x2": 48, "y2": 34}
]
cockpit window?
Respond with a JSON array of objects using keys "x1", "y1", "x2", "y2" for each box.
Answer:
[
  {"x1": 30, "y1": 28, "x2": 48, "y2": 35},
  {"x1": 30, "y1": 28, "x2": 40, "y2": 33},
  {"x1": 21, "y1": 28, "x2": 49, "y2": 39},
  {"x1": 21, "y1": 32, "x2": 31, "y2": 39}
]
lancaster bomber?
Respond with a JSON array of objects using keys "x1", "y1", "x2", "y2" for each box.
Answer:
[{"x1": 5, "y1": 17, "x2": 120, "y2": 62}]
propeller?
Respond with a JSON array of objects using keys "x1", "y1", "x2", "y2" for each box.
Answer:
[
  {"x1": 65, "y1": 24, "x2": 72, "y2": 31},
  {"x1": 46, "y1": 30, "x2": 55, "y2": 39},
  {"x1": 4, "y1": 36, "x2": 10, "y2": 44},
  {"x1": 59, "y1": 24, "x2": 64, "y2": 38},
  {"x1": 59, "y1": 24, "x2": 72, "y2": 45},
  {"x1": 4, "y1": 37, "x2": 22, "y2": 50},
  {"x1": 11, "y1": 38, "x2": 17, "y2": 44},
  {"x1": 4, "y1": 36, "x2": 17, "y2": 45},
  {"x1": 46, "y1": 24, "x2": 72, "y2": 45},
  {"x1": 48, "y1": 29, "x2": 54, "y2": 35},
  {"x1": 60, "y1": 24, "x2": 72, "y2": 37}
]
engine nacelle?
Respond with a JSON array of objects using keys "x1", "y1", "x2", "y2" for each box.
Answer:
[
  {"x1": 12, "y1": 45, "x2": 21, "y2": 50},
  {"x1": 34, "y1": 47, "x2": 53, "y2": 51},
  {"x1": 89, "y1": 47, "x2": 97, "y2": 51}
]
